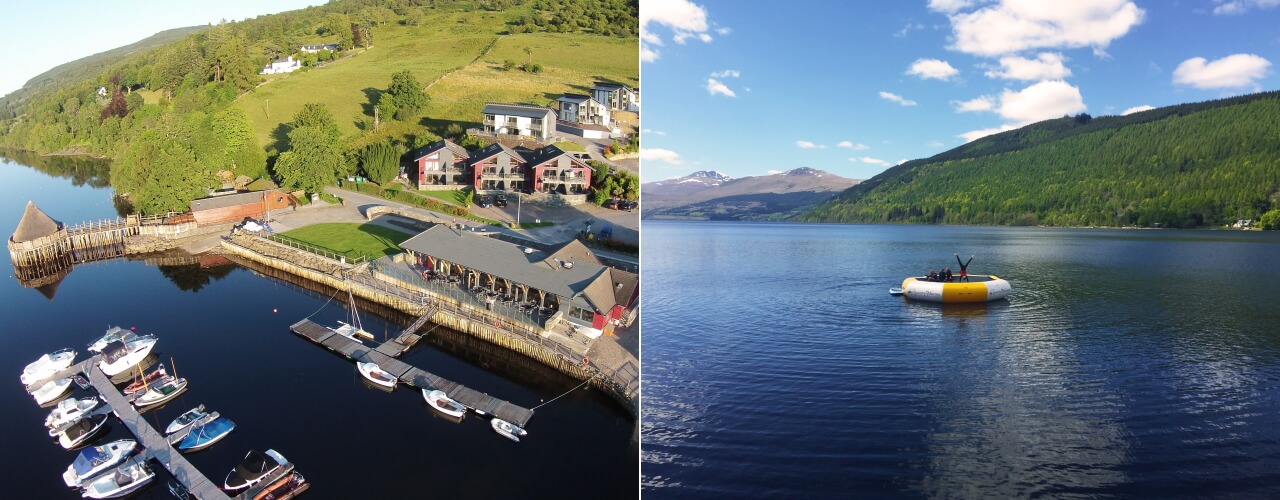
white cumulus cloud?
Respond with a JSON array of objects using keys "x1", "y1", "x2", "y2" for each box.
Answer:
[
  {"x1": 929, "y1": 140, "x2": 947, "y2": 148},
  {"x1": 858, "y1": 157, "x2": 891, "y2": 166},
  {"x1": 955, "y1": 95, "x2": 996, "y2": 112},
  {"x1": 984, "y1": 52, "x2": 1072, "y2": 80},
  {"x1": 796, "y1": 140, "x2": 824, "y2": 149},
  {"x1": 767, "y1": 169, "x2": 783, "y2": 174},
  {"x1": 640, "y1": 148, "x2": 684, "y2": 165},
  {"x1": 837, "y1": 141, "x2": 870, "y2": 150},
  {"x1": 1173, "y1": 54, "x2": 1272, "y2": 89},
  {"x1": 1121, "y1": 105, "x2": 1154, "y2": 115},
  {"x1": 996, "y1": 80, "x2": 1086, "y2": 123},
  {"x1": 641, "y1": 0, "x2": 716, "y2": 62},
  {"x1": 642, "y1": 129, "x2": 667, "y2": 136},
  {"x1": 906, "y1": 58, "x2": 959, "y2": 80},
  {"x1": 947, "y1": 0, "x2": 1145, "y2": 57},
  {"x1": 879, "y1": 91, "x2": 918, "y2": 106},
  {"x1": 928, "y1": 0, "x2": 980, "y2": 13},
  {"x1": 959, "y1": 124, "x2": 1017, "y2": 142},
  {"x1": 1213, "y1": 0, "x2": 1280, "y2": 15},
  {"x1": 710, "y1": 69, "x2": 740, "y2": 78},
  {"x1": 706, "y1": 78, "x2": 737, "y2": 97}
]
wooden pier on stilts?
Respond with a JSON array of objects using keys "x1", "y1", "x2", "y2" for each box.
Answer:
[{"x1": 290, "y1": 318, "x2": 534, "y2": 427}]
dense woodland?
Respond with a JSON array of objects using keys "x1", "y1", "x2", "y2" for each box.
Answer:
[
  {"x1": 0, "y1": 0, "x2": 637, "y2": 214},
  {"x1": 800, "y1": 92, "x2": 1280, "y2": 229}
]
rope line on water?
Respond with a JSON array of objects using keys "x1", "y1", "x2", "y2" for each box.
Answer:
[
  {"x1": 530, "y1": 377, "x2": 594, "y2": 411},
  {"x1": 304, "y1": 287, "x2": 344, "y2": 320}
]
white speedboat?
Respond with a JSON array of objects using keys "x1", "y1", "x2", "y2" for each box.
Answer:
[
  {"x1": 490, "y1": 418, "x2": 528, "y2": 442},
  {"x1": 62, "y1": 439, "x2": 136, "y2": 488},
  {"x1": 87, "y1": 327, "x2": 153, "y2": 353},
  {"x1": 58, "y1": 413, "x2": 108, "y2": 449},
  {"x1": 46, "y1": 397, "x2": 102, "y2": 436},
  {"x1": 164, "y1": 405, "x2": 209, "y2": 435},
  {"x1": 423, "y1": 389, "x2": 466, "y2": 419},
  {"x1": 98, "y1": 337, "x2": 157, "y2": 377},
  {"x1": 133, "y1": 377, "x2": 187, "y2": 408},
  {"x1": 21, "y1": 348, "x2": 76, "y2": 386},
  {"x1": 224, "y1": 449, "x2": 288, "y2": 491},
  {"x1": 31, "y1": 377, "x2": 74, "y2": 406},
  {"x1": 81, "y1": 457, "x2": 154, "y2": 499},
  {"x1": 357, "y1": 361, "x2": 397, "y2": 389}
]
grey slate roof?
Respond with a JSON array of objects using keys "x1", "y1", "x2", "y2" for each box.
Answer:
[
  {"x1": 11, "y1": 201, "x2": 63, "y2": 243},
  {"x1": 399, "y1": 225, "x2": 622, "y2": 312},
  {"x1": 521, "y1": 144, "x2": 590, "y2": 169},
  {"x1": 557, "y1": 94, "x2": 592, "y2": 104},
  {"x1": 591, "y1": 81, "x2": 631, "y2": 92},
  {"x1": 468, "y1": 142, "x2": 524, "y2": 164},
  {"x1": 190, "y1": 191, "x2": 267, "y2": 212},
  {"x1": 481, "y1": 103, "x2": 555, "y2": 120},
  {"x1": 409, "y1": 140, "x2": 470, "y2": 162}
]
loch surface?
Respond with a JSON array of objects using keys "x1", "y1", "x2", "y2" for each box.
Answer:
[{"x1": 642, "y1": 220, "x2": 1280, "y2": 497}]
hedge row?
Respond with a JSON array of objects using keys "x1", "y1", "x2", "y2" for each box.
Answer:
[{"x1": 344, "y1": 182, "x2": 470, "y2": 218}]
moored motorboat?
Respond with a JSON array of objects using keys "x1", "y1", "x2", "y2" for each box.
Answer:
[
  {"x1": 31, "y1": 377, "x2": 74, "y2": 406},
  {"x1": 81, "y1": 457, "x2": 154, "y2": 499},
  {"x1": 164, "y1": 404, "x2": 208, "y2": 435},
  {"x1": 21, "y1": 348, "x2": 76, "y2": 386},
  {"x1": 62, "y1": 439, "x2": 136, "y2": 488},
  {"x1": 167, "y1": 479, "x2": 193, "y2": 500},
  {"x1": 423, "y1": 389, "x2": 466, "y2": 419},
  {"x1": 251, "y1": 472, "x2": 309, "y2": 500},
  {"x1": 46, "y1": 397, "x2": 102, "y2": 436},
  {"x1": 58, "y1": 413, "x2": 109, "y2": 449},
  {"x1": 490, "y1": 418, "x2": 528, "y2": 442},
  {"x1": 900, "y1": 275, "x2": 1012, "y2": 303},
  {"x1": 166, "y1": 410, "x2": 220, "y2": 446},
  {"x1": 224, "y1": 449, "x2": 288, "y2": 491},
  {"x1": 98, "y1": 336, "x2": 158, "y2": 377},
  {"x1": 357, "y1": 361, "x2": 397, "y2": 389},
  {"x1": 177, "y1": 417, "x2": 235, "y2": 452},
  {"x1": 123, "y1": 364, "x2": 170, "y2": 397},
  {"x1": 88, "y1": 327, "x2": 154, "y2": 353},
  {"x1": 133, "y1": 377, "x2": 187, "y2": 408},
  {"x1": 889, "y1": 287, "x2": 904, "y2": 296}
]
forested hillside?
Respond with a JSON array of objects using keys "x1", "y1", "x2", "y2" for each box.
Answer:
[
  {"x1": 0, "y1": 0, "x2": 637, "y2": 215},
  {"x1": 799, "y1": 92, "x2": 1280, "y2": 228}
]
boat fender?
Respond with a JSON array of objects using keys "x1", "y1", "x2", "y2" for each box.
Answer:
[
  {"x1": 422, "y1": 270, "x2": 429, "y2": 279},
  {"x1": 582, "y1": 357, "x2": 589, "y2": 365}
]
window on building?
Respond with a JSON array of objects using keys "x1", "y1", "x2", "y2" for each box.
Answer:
[{"x1": 570, "y1": 305, "x2": 594, "y2": 322}]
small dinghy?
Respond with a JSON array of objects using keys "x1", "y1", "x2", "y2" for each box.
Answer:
[
  {"x1": 62, "y1": 439, "x2": 136, "y2": 488},
  {"x1": 251, "y1": 472, "x2": 309, "y2": 500},
  {"x1": 21, "y1": 348, "x2": 76, "y2": 386},
  {"x1": 46, "y1": 397, "x2": 102, "y2": 436},
  {"x1": 357, "y1": 361, "x2": 397, "y2": 389},
  {"x1": 58, "y1": 413, "x2": 109, "y2": 449},
  {"x1": 81, "y1": 457, "x2": 154, "y2": 499},
  {"x1": 133, "y1": 377, "x2": 187, "y2": 408},
  {"x1": 31, "y1": 377, "x2": 74, "y2": 406},
  {"x1": 167, "y1": 479, "x2": 193, "y2": 500},
  {"x1": 177, "y1": 417, "x2": 235, "y2": 452},
  {"x1": 224, "y1": 449, "x2": 288, "y2": 491},
  {"x1": 99, "y1": 336, "x2": 158, "y2": 377},
  {"x1": 889, "y1": 287, "x2": 904, "y2": 296},
  {"x1": 123, "y1": 364, "x2": 170, "y2": 397},
  {"x1": 423, "y1": 389, "x2": 466, "y2": 419},
  {"x1": 491, "y1": 418, "x2": 528, "y2": 442},
  {"x1": 164, "y1": 404, "x2": 208, "y2": 435}
]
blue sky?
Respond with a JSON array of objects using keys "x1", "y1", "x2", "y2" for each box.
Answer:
[
  {"x1": 0, "y1": 0, "x2": 322, "y2": 99},
  {"x1": 639, "y1": 0, "x2": 1280, "y2": 181}
]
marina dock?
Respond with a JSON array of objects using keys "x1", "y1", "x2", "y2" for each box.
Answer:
[
  {"x1": 290, "y1": 318, "x2": 534, "y2": 427},
  {"x1": 40, "y1": 358, "x2": 232, "y2": 500}
]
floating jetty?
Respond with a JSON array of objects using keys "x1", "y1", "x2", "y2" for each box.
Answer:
[
  {"x1": 39, "y1": 357, "x2": 233, "y2": 500},
  {"x1": 291, "y1": 318, "x2": 535, "y2": 427}
]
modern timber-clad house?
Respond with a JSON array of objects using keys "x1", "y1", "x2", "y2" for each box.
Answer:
[
  {"x1": 469, "y1": 142, "x2": 529, "y2": 193},
  {"x1": 522, "y1": 145, "x2": 593, "y2": 195},
  {"x1": 409, "y1": 140, "x2": 471, "y2": 190},
  {"x1": 590, "y1": 82, "x2": 639, "y2": 112},
  {"x1": 399, "y1": 225, "x2": 638, "y2": 335},
  {"x1": 188, "y1": 190, "x2": 298, "y2": 226},
  {"x1": 556, "y1": 94, "x2": 612, "y2": 127},
  {"x1": 481, "y1": 103, "x2": 556, "y2": 140}
]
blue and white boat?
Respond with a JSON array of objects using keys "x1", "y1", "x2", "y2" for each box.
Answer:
[
  {"x1": 62, "y1": 439, "x2": 136, "y2": 488},
  {"x1": 177, "y1": 417, "x2": 235, "y2": 452}
]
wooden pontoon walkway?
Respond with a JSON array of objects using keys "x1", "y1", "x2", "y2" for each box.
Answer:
[
  {"x1": 40, "y1": 357, "x2": 232, "y2": 500},
  {"x1": 291, "y1": 318, "x2": 534, "y2": 427}
]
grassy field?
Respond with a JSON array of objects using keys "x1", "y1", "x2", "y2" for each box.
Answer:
[
  {"x1": 279, "y1": 223, "x2": 412, "y2": 261},
  {"x1": 233, "y1": 7, "x2": 637, "y2": 150},
  {"x1": 417, "y1": 189, "x2": 469, "y2": 205}
]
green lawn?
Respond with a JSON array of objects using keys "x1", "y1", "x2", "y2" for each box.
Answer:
[
  {"x1": 554, "y1": 141, "x2": 586, "y2": 152},
  {"x1": 417, "y1": 189, "x2": 468, "y2": 205},
  {"x1": 279, "y1": 223, "x2": 413, "y2": 261}
]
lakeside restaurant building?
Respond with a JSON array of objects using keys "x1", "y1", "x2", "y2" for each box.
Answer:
[{"x1": 399, "y1": 225, "x2": 637, "y2": 335}]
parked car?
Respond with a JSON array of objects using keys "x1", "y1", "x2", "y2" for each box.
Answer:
[
  {"x1": 603, "y1": 199, "x2": 618, "y2": 209},
  {"x1": 494, "y1": 194, "x2": 508, "y2": 207},
  {"x1": 477, "y1": 195, "x2": 491, "y2": 208},
  {"x1": 619, "y1": 200, "x2": 637, "y2": 211}
]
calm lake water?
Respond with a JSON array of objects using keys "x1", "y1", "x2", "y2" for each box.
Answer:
[
  {"x1": 1, "y1": 153, "x2": 636, "y2": 499},
  {"x1": 642, "y1": 220, "x2": 1280, "y2": 498}
]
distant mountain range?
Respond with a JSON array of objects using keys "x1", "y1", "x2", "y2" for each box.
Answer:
[
  {"x1": 798, "y1": 91, "x2": 1280, "y2": 228},
  {"x1": 642, "y1": 168, "x2": 860, "y2": 220}
]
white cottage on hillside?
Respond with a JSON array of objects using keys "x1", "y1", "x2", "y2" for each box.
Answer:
[{"x1": 261, "y1": 56, "x2": 301, "y2": 75}]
